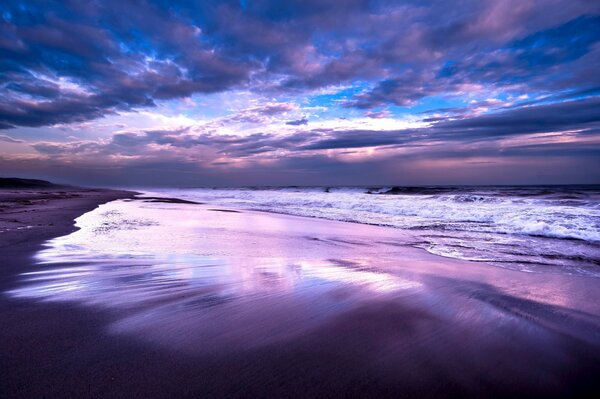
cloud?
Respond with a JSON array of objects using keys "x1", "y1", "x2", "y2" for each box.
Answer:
[
  {"x1": 346, "y1": 15, "x2": 600, "y2": 109},
  {"x1": 1, "y1": 0, "x2": 599, "y2": 186},
  {"x1": 1, "y1": 1, "x2": 599, "y2": 129},
  {"x1": 27, "y1": 96, "x2": 600, "y2": 165},
  {"x1": 364, "y1": 110, "x2": 391, "y2": 119},
  {"x1": 286, "y1": 117, "x2": 308, "y2": 126},
  {"x1": 0, "y1": 134, "x2": 24, "y2": 143},
  {"x1": 223, "y1": 102, "x2": 298, "y2": 124},
  {"x1": 0, "y1": 1, "x2": 254, "y2": 129},
  {"x1": 431, "y1": 97, "x2": 600, "y2": 139}
]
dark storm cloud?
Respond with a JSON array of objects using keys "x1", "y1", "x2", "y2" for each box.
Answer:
[{"x1": 1, "y1": 0, "x2": 600, "y2": 129}]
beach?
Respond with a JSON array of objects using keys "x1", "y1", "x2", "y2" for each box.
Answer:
[{"x1": 1, "y1": 187, "x2": 600, "y2": 398}]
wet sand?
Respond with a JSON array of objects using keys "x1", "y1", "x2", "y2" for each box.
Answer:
[{"x1": 1, "y1": 189, "x2": 600, "y2": 398}]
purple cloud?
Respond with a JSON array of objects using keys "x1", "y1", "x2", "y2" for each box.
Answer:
[{"x1": 0, "y1": 0, "x2": 598, "y2": 185}]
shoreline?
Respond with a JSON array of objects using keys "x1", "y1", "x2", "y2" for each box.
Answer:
[
  {"x1": 2, "y1": 188, "x2": 600, "y2": 398},
  {"x1": 131, "y1": 191, "x2": 600, "y2": 277},
  {"x1": 138, "y1": 187, "x2": 600, "y2": 278},
  {"x1": 0, "y1": 187, "x2": 137, "y2": 286}
]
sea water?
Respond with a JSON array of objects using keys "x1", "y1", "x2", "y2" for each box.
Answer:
[{"x1": 144, "y1": 185, "x2": 600, "y2": 276}]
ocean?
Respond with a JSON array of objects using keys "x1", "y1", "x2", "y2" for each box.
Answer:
[{"x1": 144, "y1": 185, "x2": 600, "y2": 277}]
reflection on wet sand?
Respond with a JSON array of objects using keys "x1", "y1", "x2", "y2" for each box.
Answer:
[
  {"x1": 6, "y1": 197, "x2": 600, "y2": 396},
  {"x1": 9, "y1": 199, "x2": 424, "y2": 351},
  {"x1": 5, "y1": 197, "x2": 600, "y2": 397}
]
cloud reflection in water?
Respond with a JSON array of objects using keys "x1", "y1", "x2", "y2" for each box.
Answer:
[{"x1": 8, "y1": 199, "x2": 421, "y2": 351}]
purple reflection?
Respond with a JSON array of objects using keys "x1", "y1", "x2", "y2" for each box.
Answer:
[{"x1": 8, "y1": 199, "x2": 421, "y2": 352}]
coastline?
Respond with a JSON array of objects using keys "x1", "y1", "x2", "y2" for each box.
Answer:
[
  {"x1": 0, "y1": 187, "x2": 137, "y2": 288},
  {"x1": 1, "y1": 188, "x2": 600, "y2": 398}
]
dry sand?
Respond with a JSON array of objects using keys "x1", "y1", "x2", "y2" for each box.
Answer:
[{"x1": 1, "y1": 187, "x2": 599, "y2": 398}]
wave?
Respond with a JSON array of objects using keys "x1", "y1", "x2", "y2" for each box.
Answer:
[
  {"x1": 146, "y1": 187, "x2": 600, "y2": 241},
  {"x1": 140, "y1": 186, "x2": 600, "y2": 276}
]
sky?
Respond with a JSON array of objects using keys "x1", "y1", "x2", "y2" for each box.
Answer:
[{"x1": 1, "y1": 0, "x2": 599, "y2": 187}]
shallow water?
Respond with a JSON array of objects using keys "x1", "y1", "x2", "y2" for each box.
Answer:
[
  {"x1": 142, "y1": 186, "x2": 600, "y2": 276},
  {"x1": 9, "y1": 199, "x2": 425, "y2": 351}
]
